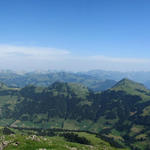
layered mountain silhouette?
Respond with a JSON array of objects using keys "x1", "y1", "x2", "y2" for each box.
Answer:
[{"x1": 0, "y1": 71, "x2": 117, "y2": 91}]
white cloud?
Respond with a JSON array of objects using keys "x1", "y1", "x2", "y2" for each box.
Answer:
[
  {"x1": 0, "y1": 44, "x2": 149, "y2": 72},
  {"x1": 0, "y1": 45, "x2": 70, "y2": 60}
]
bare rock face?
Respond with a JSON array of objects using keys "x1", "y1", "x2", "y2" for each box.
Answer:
[
  {"x1": 0, "y1": 141, "x2": 10, "y2": 150},
  {"x1": 26, "y1": 135, "x2": 41, "y2": 142}
]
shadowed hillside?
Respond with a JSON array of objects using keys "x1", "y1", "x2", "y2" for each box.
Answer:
[{"x1": 0, "y1": 79, "x2": 150, "y2": 149}]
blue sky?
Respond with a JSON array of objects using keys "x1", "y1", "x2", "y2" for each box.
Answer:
[{"x1": 0, "y1": 0, "x2": 150, "y2": 71}]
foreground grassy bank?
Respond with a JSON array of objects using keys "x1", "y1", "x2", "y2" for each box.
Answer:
[{"x1": 0, "y1": 127, "x2": 128, "y2": 150}]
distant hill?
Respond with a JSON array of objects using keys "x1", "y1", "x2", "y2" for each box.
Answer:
[
  {"x1": 0, "y1": 70, "x2": 150, "y2": 91},
  {"x1": 0, "y1": 82, "x2": 8, "y2": 89},
  {"x1": 86, "y1": 70, "x2": 150, "y2": 83},
  {"x1": 144, "y1": 80, "x2": 150, "y2": 89},
  {"x1": 0, "y1": 71, "x2": 116, "y2": 91}
]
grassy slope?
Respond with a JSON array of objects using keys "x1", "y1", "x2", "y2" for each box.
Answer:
[
  {"x1": 111, "y1": 78, "x2": 150, "y2": 101},
  {"x1": 0, "y1": 127, "x2": 128, "y2": 150},
  {"x1": 108, "y1": 79, "x2": 150, "y2": 149}
]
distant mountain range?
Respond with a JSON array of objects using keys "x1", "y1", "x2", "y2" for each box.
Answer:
[
  {"x1": 0, "y1": 69, "x2": 149, "y2": 90},
  {"x1": 86, "y1": 70, "x2": 150, "y2": 88},
  {"x1": 0, "y1": 78, "x2": 150, "y2": 149},
  {"x1": 0, "y1": 70, "x2": 117, "y2": 91}
]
